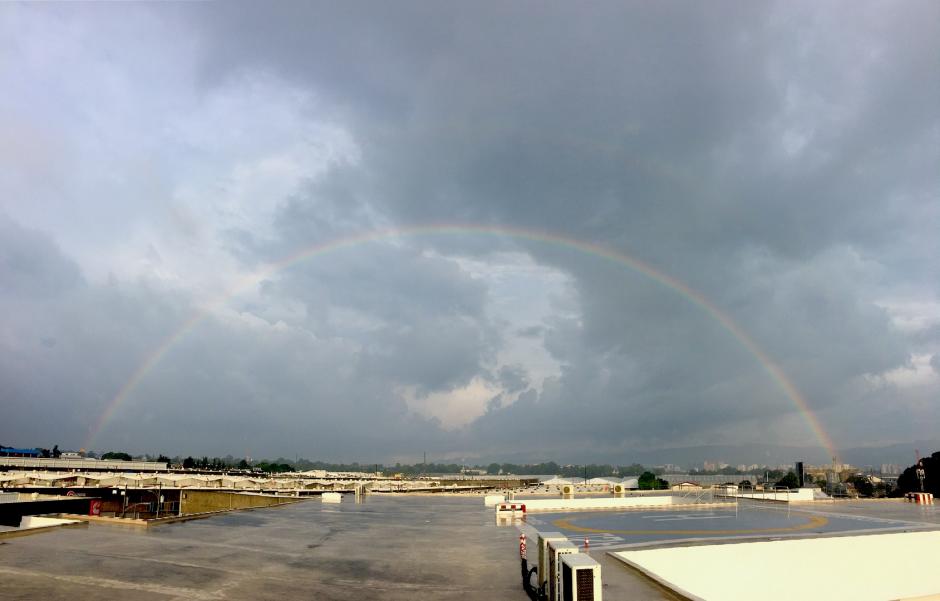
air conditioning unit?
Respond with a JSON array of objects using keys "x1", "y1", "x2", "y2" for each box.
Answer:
[
  {"x1": 547, "y1": 540, "x2": 579, "y2": 601},
  {"x1": 560, "y1": 553, "x2": 602, "y2": 601},
  {"x1": 537, "y1": 532, "x2": 569, "y2": 593}
]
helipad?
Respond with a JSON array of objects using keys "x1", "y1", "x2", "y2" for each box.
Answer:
[{"x1": 523, "y1": 502, "x2": 935, "y2": 548}]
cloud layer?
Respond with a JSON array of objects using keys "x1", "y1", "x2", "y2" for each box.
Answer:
[{"x1": 1, "y1": 1, "x2": 938, "y2": 461}]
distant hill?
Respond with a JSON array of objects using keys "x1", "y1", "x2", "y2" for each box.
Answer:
[
  {"x1": 839, "y1": 440, "x2": 940, "y2": 468},
  {"x1": 597, "y1": 443, "x2": 830, "y2": 467},
  {"x1": 485, "y1": 440, "x2": 940, "y2": 470}
]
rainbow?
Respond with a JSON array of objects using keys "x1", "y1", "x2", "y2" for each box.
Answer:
[{"x1": 85, "y1": 224, "x2": 838, "y2": 458}]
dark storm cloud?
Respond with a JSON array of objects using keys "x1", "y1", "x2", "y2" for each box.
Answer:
[
  {"x1": 2, "y1": 2, "x2": 938, "y2": 460},
  {"x1": 0, "y1": 214, "x2": 84, "y2": 298},
  {"x1": 0, "y1": 213, "x2": 458, "y2": 457},
  {"x1": 231, "y1": 177, "x2": 502, "y2": 396},
  {"x1": 191, "y1": 0, "x2": 937, "y2": 454}
]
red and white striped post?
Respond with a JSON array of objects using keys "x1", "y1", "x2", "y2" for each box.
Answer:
[
  {"x1": 907, "y1": 492, "x2": 934, "y2": 505},
  {"x1": 519, "y1": 533, "x2": 527, "y2": 559},
  {"x1": 583, "y1": 537, "x2": 590, "y2": 550}
]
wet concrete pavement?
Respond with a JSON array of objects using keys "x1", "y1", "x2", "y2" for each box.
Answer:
[
  {"x1": 4, "y1": 495, "x2": 930, "y2": 600},
  {"x1": 0, "y1": 495, "x2": 527, "y2": 601}
]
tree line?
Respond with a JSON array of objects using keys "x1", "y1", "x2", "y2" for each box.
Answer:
[
  {"x1": 897, "y1": 450, "x2": 938, "y2": 496},
  {"x1": 77, "y1": 450, "x2": 938, "y2": 493}
]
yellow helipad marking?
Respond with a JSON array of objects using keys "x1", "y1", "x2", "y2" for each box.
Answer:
[{"x1": 551, "y1": 512, "x2": 829, "y2": 536}]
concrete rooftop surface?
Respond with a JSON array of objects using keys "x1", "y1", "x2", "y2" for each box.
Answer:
[
  {"x1": 0, "y1": 495, "x2": 533, "y2": 600},
  {"x1": 5, "y1": 494, "x2": 936, "y2": 600},
  {"x1": 0, "y1": 493, "x2": 682, "y2": 600}
]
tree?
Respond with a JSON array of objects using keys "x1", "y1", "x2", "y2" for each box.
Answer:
[
  {"x1": 638, "y1": 471, "x2": 660, "y2": 490},
  {"x1": 237, "y1": 459, "x2": 250, "y2": 470},
  {"x1": 873, "y1": 481, "x2": 891, "y2": 498},
  {"x1": 102, "y1": 451, "x2": 133, "y2": 461},
  {"x1": 776, "y1": 471, "x2": 800, "y2": 490},
  {"x1": 619, "y1": 463, "x2": 647, "y2": 476},
  {"x1": 157, "y1": 454, "x2": 171, "y2": 464},
  {"x1": 897, "y1": 451, "x2": 939, "y2": 496},
  {"x1": 847, "y1": 475, "x2": 874, "y2": 498},
  {"x1": 182, "y1": 456, "x2": 195, "y2": 469}
]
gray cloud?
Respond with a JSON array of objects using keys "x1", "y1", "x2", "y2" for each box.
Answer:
[
  {"x1": 0, "y1": 215, "x2": 84, "y2": 298},
  {"x1": 1, "y1": 2, "x2": 938, "y2": 461}
]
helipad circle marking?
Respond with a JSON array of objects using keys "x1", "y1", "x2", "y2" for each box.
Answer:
[{"x1": 551, "y1": 512, "x2": 829, "y2": 536}]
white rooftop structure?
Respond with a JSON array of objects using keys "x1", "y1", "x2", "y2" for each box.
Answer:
[
  {"x1": 615, "y1": 531, "x2": 940, "y2": 601},
  {"x1": 0, "y1": 457, "x2": 168, "y2": 471},
  {"x1": 587, "y1": 476, "x2": 621, "y2": 485}
]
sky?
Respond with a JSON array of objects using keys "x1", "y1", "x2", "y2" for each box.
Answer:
[{"x1": 1, "y1": 1, "x2": 938, "y2": 463}]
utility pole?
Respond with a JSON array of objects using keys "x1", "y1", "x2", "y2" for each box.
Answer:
[{"x1": 916, "y1": 450, "x2": 926, "y2": 492}]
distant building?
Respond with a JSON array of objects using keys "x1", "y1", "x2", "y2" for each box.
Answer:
[
  {"x1": 0, "y1": 448, "x2": 41, "y2": 458},
  {"x1": 661, "y1": 474, "x2": 757, "y2": 487},
  {"x1": 881, "y1": 464, "x2": 901, "y2": 476}
]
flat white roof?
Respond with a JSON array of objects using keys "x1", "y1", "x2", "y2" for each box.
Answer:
[{"x1": 614, "y1": 530, "x2": 940, "y2": 601}]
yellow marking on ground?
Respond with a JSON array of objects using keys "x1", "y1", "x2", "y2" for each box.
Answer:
[{"x1": 551, "y1": 513, "x2": 829, "y2": 536}]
